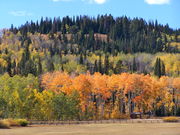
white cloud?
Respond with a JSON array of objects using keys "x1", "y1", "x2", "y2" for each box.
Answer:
[
  {"x1": 9, "y1": 11, "x2": 33, "y2": 17},
  {"x1": 51, "y1": 0, "x2": 72, "y2": 2},
  {"x1": 83, "y1": 0, "x2": 107, "y2": 4},
  {"x1": 145, "y1": 0, "x2": 170, "y2": 5},
  {"x1": 94, "y1": 0, "x2": 106, "y2": 4}
]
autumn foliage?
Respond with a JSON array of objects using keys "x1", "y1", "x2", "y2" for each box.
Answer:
[{"x1": 42, "y1": 72, "x2": 180, "y2": 119}]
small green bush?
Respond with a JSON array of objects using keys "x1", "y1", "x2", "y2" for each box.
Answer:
[
  {"x1": 163, "y1": 117, "x2": 179, "y2": 122},
  {"x1": 0, "y1": 120, "x2": 10, "y2": 129},
  {"x1": 16, "y1": 119, "x2": 29, "y2": 127}
]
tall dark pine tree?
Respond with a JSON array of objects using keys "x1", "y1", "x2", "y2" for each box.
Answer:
[
  {"x1": 79, "y1": 53, "x2": 84, "y2": 64},
  {"x1": 161, "y1": 60, "x2": 166, "y2": 76},
  {"x1": 94, "y1": 60, "x2": 98, "y2": 73},
  {"x1": 154, "y1": 58, "x2": 161, "y2": 78},
  {"x1": 132, "y1": 57, "x2": 137, "y2": 73},
  {"x1": 18, "y1": 52, "x2": 26, "y2": 75},
  {"x1": 12, "y1": 59, "x2": 17, "y2": 76},
  {"x1": 61, "y1": 64, "x2": 64, "y2": 72},
  {"x1": 6, "y1": 56, "x2": 12, "y2": 76},
  {"x1": 104, "y1": 55, "x2": 109, "y2": 75},
  {"x1": 24, "y1": 41, "x2": 30, "y2": 61},
  {"x1": 154, "y1": 58, "x2": 165, "y2": 78},
  {"x1": 98, "y1": 55, "x2": 103, "y2": 74}
]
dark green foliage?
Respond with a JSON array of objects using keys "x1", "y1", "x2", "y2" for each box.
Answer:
[
  {"x1": 52, "y1": 92, "x2": 80, "y2": 120},
  {"x1": 18, "y1": 44, "x2": 37, "y2": 76},
  {"x1": 94, "y1": 60, "x2": 98, "y2": 73},
  {"x1": 104, "y1": 55, "x2": 109, "y2": 75},
  {"x1": 2, "y1": 15, "x2": 179, "y2": 77},
  {"x1": 114, "y1": 60, "x2": 123, "y2": 74},
  {"x1": 154, "y1": 58, "x2": 166, "y2": 78},
  {"x1": 24, "y1": 59, "x2": 37, "y2": 76},
  {"x1": 10, "y1": 15, "x2": 179, "y2": 54},
  {"x1": 154, "y1": 58, "x2": 161, "y2": 78},
  {"x1": 132, "y1": 57, "x2": 137, "y2": 73},
  {"x1": 79, "y1": 53, "x2": 84, "y2": 64},
  {"x1": 61, "y1": 64, "x2": 64, "y2": 72},
  {"x1": 98, "y1": 55, "x2": 103, "y2": 74},
  {"x1": 6, "y1": 56, "x2": 12, "y2": 76},
  {"x1": 46, "y1": 59, "x2": 55, "y2": 72}
]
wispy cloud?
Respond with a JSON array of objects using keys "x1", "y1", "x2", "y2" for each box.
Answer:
[
  {"x1": 145, "y1": 0, "x2": 170, "y2": 5},
  {"x1": 9, "y1": 11, "x2": 33, "y2": 17},
  {"x1": 83, "y1": 0, "x2": 107, "y2": 4},
  {"x1": 94, "y1": 0, "x2": 106, "y2": 4},
  {"x1": 51, "y1": 0, "x2": 72, "y2": 2}
]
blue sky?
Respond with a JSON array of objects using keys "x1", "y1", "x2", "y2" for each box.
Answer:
[{"x1": 0, "y1": 0, "x2": 179, "y2": 29}]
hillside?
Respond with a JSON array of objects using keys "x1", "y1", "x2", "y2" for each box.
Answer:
[{"x1": 0, "y1": 15, "x2": 179, "y2": 77}]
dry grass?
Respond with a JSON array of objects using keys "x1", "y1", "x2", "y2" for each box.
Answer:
[
  {"x1": 0, "y1": 123, "x2": 180, "y2": 135},
  {"x1": 0, "y1": 120, "x2": 10, "y2": 129},
  {"x1": 163, "y1": 117, "x2": 179, "y2": 122}
]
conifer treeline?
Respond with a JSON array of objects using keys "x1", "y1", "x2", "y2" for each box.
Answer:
[{"x1": 10, "y1": 15, "x2": 180, "y2": 54}]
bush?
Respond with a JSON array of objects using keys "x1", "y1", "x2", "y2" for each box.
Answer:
[
  {"x1": 16, "y1": 119, "x2": 29, "y2": 127},
  {"x1": 119, "y1": 114, "x2": 130, "y2": 119},
  {"x1": 163, "y1": 117, "x2": 179, "y2": 122},
  {"x1": 4, "y1": 119, "x2": 19, "y2": 126},
  {"x1": 0, "y1": 120, "x2": 10, "y2": 129}
]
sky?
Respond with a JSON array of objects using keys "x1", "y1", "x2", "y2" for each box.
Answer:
[{"x1": 0, "y1": 0, "x2": 179, "y2": 29}]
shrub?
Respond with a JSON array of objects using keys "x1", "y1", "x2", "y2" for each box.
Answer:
[
  {"x1": 16, "y1": 119, "x2": 29, "y2": 127},
  {"x1": 163, "y1": 117, "x2": 179, "y2": 122},
  {"x1": 0, "y1": 120, "x2": 10, "y2": 129},
  {"x1": 119, "y1": 114, "x2": 130, "y2": 119},
  {"x1": 4, "y1": 119, "x2": 19, "y2": 126}
]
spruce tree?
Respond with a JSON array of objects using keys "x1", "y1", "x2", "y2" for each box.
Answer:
[
  {"x1": 154, "y1": 58, "x2": 161, "y2": 78},
  {"x1": 79, "y1": 53, "x2": 84, "y2": 64},
  {"x1": 94, "y1": 60, "x2": 98, "y2": 73},
  {"x1": 132, "y1": 57, "x2": 137, "y2": 73},
  {"x1": 6, "y1": 57, "x2": 12, "y2": 76},
  {"x1": 114, "y1": 60, "x2": 123, "y2": 74},
  {"x1": 104, "y1": 55, "x2": 109, "y2": 75},
  {"x1": 154, "y1": 58, "x2": 166, "y2": 78},
  {"x1": 161, "y1": 60, "x2": 166, "y2": 76},
  {"x1": 12, "y1": 59, "x2": 16, "y2": 76},
  {"x1": 61, "y1": 64, "x2": 64, "y2": 72},
  {"x1": 98, "y1": 55, "x2": 103, "y2": 74}
]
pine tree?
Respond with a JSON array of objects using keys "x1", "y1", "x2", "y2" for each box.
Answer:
[
  {"x1": 161, "y1": 60, "x2": 166, "y2": 76},
  {"x1": 154, "y1": 58, "x2": 161, "y2": 78},
  {"x1": 94, "y1": 60, "x2": 98, "y2": 72},
  {"x1": 104, "y1": 55, "x2": 109, "y2": 75},
  {"x1": 12, "y1": 59, "x2": 16, "y2": 76},
  {"x1": 6, "y1": 57, "x2": 12, "y2": 76},
  {"x1": 114, "y1": 60, "x2": 123, "y2": 74},
  {"x1": 61, "y1": 64, "x2": 64, "y2": 72},
  {"x1": 24, "y1": 41, "x2": 30, "y2": 61},
  {"x1": 132, "y1": 57, "x2": 137, "y2": 73},
  {"x1": 98, "y1": 55, "x2": 103, "y2": 74},
  {"x1": 154, "y1": 58, "x2": 166, "y2": 78},
  {"x1": 79, "y1": 53, "x2": 84, "y2": 64}
]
